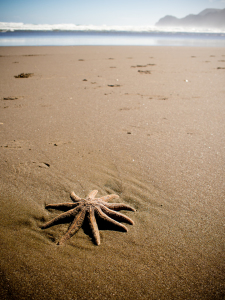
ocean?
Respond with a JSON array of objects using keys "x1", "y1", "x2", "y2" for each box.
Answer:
[{"x1": 0, "y1": 23, "x2": 225, "y2": 47}]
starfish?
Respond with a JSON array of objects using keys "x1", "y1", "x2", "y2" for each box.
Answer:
[{"x1": 42, "y1": 190, "x2": 135, "y2": 245}]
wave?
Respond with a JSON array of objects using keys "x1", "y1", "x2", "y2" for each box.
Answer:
[{"x1": 0, "y1": 22, "x2": 225, "y2": 34}]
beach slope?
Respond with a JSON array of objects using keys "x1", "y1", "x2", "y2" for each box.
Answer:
[{"x1": 0, "y1": 46, "x2": 224, "y2": 299}]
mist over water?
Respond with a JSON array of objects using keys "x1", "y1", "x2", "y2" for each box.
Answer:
[{"x1": 0, "y1": 30, "x2": 225, "y2": 47}]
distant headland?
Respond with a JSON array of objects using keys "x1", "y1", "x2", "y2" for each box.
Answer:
[{"x1": 155, "y1": 8, "x2": 225, "y2": 29}]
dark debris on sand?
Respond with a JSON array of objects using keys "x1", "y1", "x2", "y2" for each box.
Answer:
[{"x1": 14, "y1": 73, "x2": 34, "y2": 78}]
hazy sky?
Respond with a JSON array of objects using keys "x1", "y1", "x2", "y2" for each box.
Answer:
[{"x1": 0, "y1": 0, "x2": 225, "y2": 26}]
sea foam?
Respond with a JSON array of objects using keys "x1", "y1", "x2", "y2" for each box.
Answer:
[{"x1": 0, "y1": 22, "x2": 225, "y2": 34}]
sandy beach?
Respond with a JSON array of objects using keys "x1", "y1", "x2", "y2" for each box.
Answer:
[{"x1": 0, "y1": 46, "x2": 225, "y2": 299}]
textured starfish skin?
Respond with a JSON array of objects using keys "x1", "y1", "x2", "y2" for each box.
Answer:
[{"x1": 42, "y1": 190, "x2": 135, "y2": 245}]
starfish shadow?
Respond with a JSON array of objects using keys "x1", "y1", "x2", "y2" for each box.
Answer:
[
  {"x1": 44, "y1": 211, "x2": 128, "y2": 245},
  {"x1": 82, "y1": 213, "x2": 128, "y2": 244}
]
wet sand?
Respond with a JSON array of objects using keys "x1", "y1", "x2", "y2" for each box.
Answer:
[{"x1": 0, "y1": 46, "x2": 225, "y2": 299}]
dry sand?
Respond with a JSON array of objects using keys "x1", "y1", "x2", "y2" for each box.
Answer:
[{"x1": 0, "y1": 46, "x2": 225, "y2": 299}]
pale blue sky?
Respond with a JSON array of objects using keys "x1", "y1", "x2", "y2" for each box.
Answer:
[{"x1": 0, "y1": 0, "x2": 224, "y2": 26}]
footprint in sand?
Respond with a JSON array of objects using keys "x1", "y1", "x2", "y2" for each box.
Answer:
[
  {"x1": 131, "y1": 64, "x2": 155, "y2": 68},
  {"x1": 158, "y1": 97, "x2": 168, "y2": 100},
  {"x1": 1, "y1": 96, "x2": 24, "y2": 109},
  {"x1": 108, "y1": 84, "x2": 121, "y2": 87},
  {"x1": 22, "y1": 54, "x2": 44, "y2": 57},
  {"x1": 36, "y1": 162, "x2": 50, "y2": 168},
  {"x1": 0, "y1": 140, "x2": 32, "y2": 150},
  {"x1": 119, "y1": 106, "x2": 140, "y2": 111},
  {"x1": 15, "y1": 161, "x2": 51, "y2": 176},
  {"x1": 148, "y1": 96, "x2": 168, "y2": 101},
  {"x1": 49, "y1": 141, "x2": 71, "y2": 147},
  {"x1": 119, "y1": 107, "x2": 132, "y2": 111},
  {"x1": 2, "y1": 97, "x2": 19, "y2": 100},
  {"x1": 138, "y1": 70, "x2": 151, "y2": 74}
]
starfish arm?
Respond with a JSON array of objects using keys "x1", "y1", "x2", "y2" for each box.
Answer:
[
  {"x1": 98, "y1": 194, "x2": 119, "y2": 203},
  {"x1": 57, "y1": 207, "x2": 86, "y2": 245},
  {"x1": 45, "y1": 203, "x2": 78, "y2": 210},
  {"x1": 88, "y1": 190, "x2": 98, "y2": 199},
  {"x1": 87, "y1": 206, "x2": 100, "y2": 245},
  {"x1": 41, "y1": 206, "x2": 82, "y2": 229},
  {"x1": 99, "y1": 205, "x2": 134, "y2": 225},
  {"x1": 102, "y1": 202, "x2": 136, "y2": 212},
  {"x1": 95, "y1": 206, "x2": 128, "y2": 232},
  {"x1": 70, "y1": 191, "x2": 82, "y2": 202}
]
